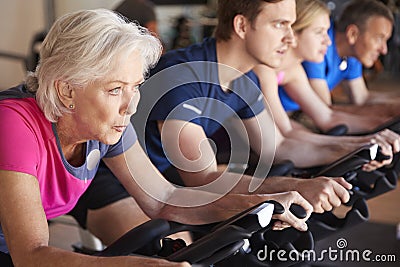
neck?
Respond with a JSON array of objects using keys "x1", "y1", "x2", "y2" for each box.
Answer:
[
  {"x1": 335, "y1": 32, "x2": 351, "y2": 59},
  {"x1": 216, "y1": 38, "x2": 258, "y2": 89},
  {"x1": 55, "y1": 118, "x2": 86, "y2": 166}
]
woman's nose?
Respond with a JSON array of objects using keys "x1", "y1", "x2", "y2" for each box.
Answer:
[
  {"x1": 324, "y1": 33, "x2": 332, "y2": 46},
  {"x1": 122, "y1": 90, "x2": 140, "y2": 116}
]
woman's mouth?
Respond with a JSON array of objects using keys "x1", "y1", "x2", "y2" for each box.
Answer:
[{"x1": 113, "y1": 126, "x2": 127, "y2": 132}]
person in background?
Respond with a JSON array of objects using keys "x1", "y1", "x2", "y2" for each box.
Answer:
[
  {"x1": 0, "y1": 8, "x2": 312, "y2": 267},
  {"x1": 114, "y1": 0, "x2": 158, "y2": 35},
  {"x1": 171, "y1": 16, "x2": 195, "y2": 50},
  {"x1": 302, "y1": 0, "x2": 400, "y2": 119},
  {"x1": 252, "y1": 0, "x2": 399, "y2": 167}
]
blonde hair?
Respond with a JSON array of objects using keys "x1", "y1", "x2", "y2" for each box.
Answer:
[
  {"x1": 26, "y1": 9, "x2": 162, "y2": 122},
  {"x1": 292, "y1": 0, "x2": 330, "y2": 33}
]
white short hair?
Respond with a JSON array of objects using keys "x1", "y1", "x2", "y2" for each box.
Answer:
[{"x1": 26, "y1": 9, "x2": 162, "y2": 122}]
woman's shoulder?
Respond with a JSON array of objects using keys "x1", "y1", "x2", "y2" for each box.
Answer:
[
  {"x1": 0, "y1": 97, "x2": 43, "y2": 120},
  {"x1": 0, "y1": 95, "x2": 51, "y2": 137}
]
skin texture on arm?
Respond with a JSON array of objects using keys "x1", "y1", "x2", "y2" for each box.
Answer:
[
  {"x1": 244, "y1": 109, "x2": 364, "y2": 168},
  {"x1": 334, "y1": 76, "x2": 400, "y2": 120},
  {"x1": 274, "y1": 64, "x2": 386, "y2": 133},
  {"x1": 253, "y1": 64, "x2": 393, "y2": 168},
  {"x1": 155, "y1": 117, "x2": 353, "y2": 214},
  {"x1": 0, "y1": 170, "x2": 187, "y2": 267},
  {"x1": 325, "y1": 80, "x2": 400, "y2": 120},
  {"x1": 308, "y1": 78, "x2": 333, "y2": 105},
  {"x1": 102, "y1": 140, "x2": 312, "y2": 231},
  {"x1": 253, "y1": 64, "x2": 395, "y2": 170},
  {"x1": 365, "y1": 90, "x2": 400, "y2": 105},
  {"x1": 342, "y1": 77, "x2": 370, "y2": 105},
  {"x1": 236, "y1": 111, "x2": 356, "y2": 213}
]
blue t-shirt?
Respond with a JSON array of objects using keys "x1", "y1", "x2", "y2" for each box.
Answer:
[
  {"x1": 279, "y1": 22, "x2": 363, "y2": 111},
  {"x1": 134, "y1": 38, "x2": 265, "y2": 173}
]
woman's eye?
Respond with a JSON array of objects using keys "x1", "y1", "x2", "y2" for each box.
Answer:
[
  {"x1": 109, "y1": 87, "x2": 122, "y2": 95},
  {"x1": 134, "y1": 82, "x2": 144, "y2": 92}
]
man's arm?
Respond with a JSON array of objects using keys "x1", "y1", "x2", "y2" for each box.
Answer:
[
  {"x1": 147, "y1": 118, "x2": 350, "y2": 214},
  {"x1": 102, "y1": 140, "x2": 311, "y2": 230},
  {"x1": 282, "y1": 65, "x2": 385, "y2": 133},
  {"x1": 341, "y1": 77, "x2": 370, "y2": 105},
  {"x1": 242, "y1": 108, "x2": 366, "y2": 168}
]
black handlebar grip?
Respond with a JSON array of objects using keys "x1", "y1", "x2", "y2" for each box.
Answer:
[
  {"x1": 375, "y1": 147, "x2": 392, "y2": 162},
  {"x1": 289, "y1": 204, "x2": 307, "y2": 219},
  {"x1": 267, "y1": 201, "x2": 307, "y2": 219}
]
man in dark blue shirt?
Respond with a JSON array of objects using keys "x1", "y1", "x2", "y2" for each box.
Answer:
[{"x1": 136, "y1": 0, "x2": 354, "y2": 215}]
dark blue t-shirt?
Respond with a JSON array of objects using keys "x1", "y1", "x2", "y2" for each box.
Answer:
[{"x1": 135, "y1": 38, "x2": 265, "y2": 172}]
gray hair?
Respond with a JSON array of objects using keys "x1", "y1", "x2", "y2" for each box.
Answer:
[
  {"x1": 336, "y1": 0, "x2": 394, "y2": 33},
  {"x1": 26, "y1": 8, "x2": 162, "y2": 122}
]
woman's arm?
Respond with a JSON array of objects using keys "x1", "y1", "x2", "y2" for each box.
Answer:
[
  {"x1": 0, "y1": 170, "x2": 188, "y2": 267},
  {"x1": 254, "y1": 64, "x2": 293, "y2": 135},
  {"x1": 253, "y1": 65, "x2": 365, "y2": 166},
  {"x1": 308, "y1": 78, "x2": 333, "y2": 105},
  {"x1": 283, "y1": 65, "x2": 386, "y2": 133}
]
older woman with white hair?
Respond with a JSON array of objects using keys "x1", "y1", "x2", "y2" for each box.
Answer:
[{"x1": 0, "y1": 8, "x2": 312, "y2": 267}]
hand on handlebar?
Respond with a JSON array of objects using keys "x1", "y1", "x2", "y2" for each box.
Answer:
[
  {"x1": 266, "y1": 191, "x2": 312, "y2": 232},
  {"x1": 295, "y1": 177, "x2": 352, "y2": 213},
  {"x1": 363, "y1": 129, "x2": 400, "y2": 171}
]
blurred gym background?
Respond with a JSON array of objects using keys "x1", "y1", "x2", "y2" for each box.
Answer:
[{"x1": 1, "y1": 0, "x2": 398, "y2": 90}]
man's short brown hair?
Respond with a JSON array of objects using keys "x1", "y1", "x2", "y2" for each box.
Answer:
[
  {"x1": 336, "y1": 0, "x2": 394, "y2": 33},
  {"x1": 214, "y1": 0, "x2": 284, "y2": 41}
]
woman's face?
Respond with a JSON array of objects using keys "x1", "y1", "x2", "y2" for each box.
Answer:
[
  {"x1": 71, "y1": 50, "x2": 144, "y2": 145},
  {"x1": 294, "y1": 12, "x2": 331, "y2": 63}
]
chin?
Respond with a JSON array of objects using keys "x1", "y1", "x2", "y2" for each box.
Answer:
[
  {"x1": 265, "y1": 60, "x2": 282, "y2": 69},
  {"x1": 362, "y1": 60, "x2": 374, "y2": 68},
  {"x1": 102, "y1": 134, "x2": 124, "y2": 145},
  {"x1": 314, "y1": 56, "x2": 324, "y2": 63}
]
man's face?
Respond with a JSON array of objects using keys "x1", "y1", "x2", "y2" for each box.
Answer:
[
  {"x1": 353, "y1": 16, "x2": 393, "y2": 68},
  {"x1": 244, "y1": 0, "x2": 297, "y2": 68}
]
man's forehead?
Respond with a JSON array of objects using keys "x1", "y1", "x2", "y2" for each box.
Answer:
[
  {"x1": 257, "y1": 0, "x2": 296, "y2": 21},
  {"x1": 364, "y1": 16, "x2": 393, "y2": 33}
]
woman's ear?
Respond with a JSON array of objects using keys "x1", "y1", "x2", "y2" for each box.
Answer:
[
  {"x1": 233, "y1": 14, "x2": 248, "y2": 40},
  {"x1": 346, "y1": 24, "x2": 359, "y2": 45},
  {"x1": 55, "y1": 80, "x2": 74, "y2": 108}
]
